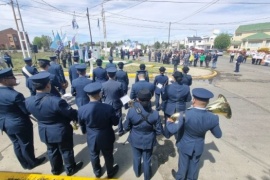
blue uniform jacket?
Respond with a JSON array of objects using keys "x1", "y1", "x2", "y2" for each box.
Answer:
[
  {"x1": 69, "y1": 63, "x2": 79, "y2": 83},
  {"x1": 25, "y1": 93, "x2": 78, "y2": 143},
  {"x1": 115, "y1": 70, "x2": 129, "y2": 94},
  {"x1": 22, "y1": 65, "x2": 39, "y2": 95},
  {"x1": 93, "y1": 67, "x2": 108, "y2": 83},
  {"x1": 48, "y1": 62, "x2": 66, "y2": 83},
  {"x1": 102, "y1": 79, "x2": 124, "y2": 109},
  {"x1": 181, "y1": 74, "x2": 192, "y2": 86},
  {"x1": 135, "y1": 71, "x2": 149, "y2": 82},
  {"x1": 38, "y1": 71, "x2": 61, "y2": 97},
  {"x1": 130, "y1": 80, "x2": 155, "y2": 100},
  {"x1": 71, "y1": 76, "x2": 92, "y2": 107},
  {"x1": 153, "y1": 74, "x2": 168, "y2": 94},
  {"x1": 166, "y1": 108, "x2": 222, "y2": 156},
  {"x1": 105, "y1": 62, "x2": 117, "y2": 69},
  {"x1": 124, "y1": 102, "x2": 162, "y2": 149},
  {"x1": 78, "y1": 101, "x2": 119, "y2": 151},
  {"x1": 162, "y1": 82, "x2": 191, "y2": 115},
  {"x1": 0, "y1": 87, "x2": 32, "y2": 134}
]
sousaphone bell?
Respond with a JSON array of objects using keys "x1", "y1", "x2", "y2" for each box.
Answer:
[{"x1": 170, "y1": 94, "x2": 232, "y2": 121}]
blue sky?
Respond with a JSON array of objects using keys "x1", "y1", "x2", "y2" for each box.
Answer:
[{"x1": 0, "y1": 0, "x2": 270, "y2": 45}]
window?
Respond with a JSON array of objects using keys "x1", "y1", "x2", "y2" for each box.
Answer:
[
  {"x1": 249, "y1": 42, "x2": 262, "y2": 47},
  {"x1": 13, "y1": 36, "x2": 17, "y2": 42},
  {"x1": 9, "y1": 37, "x2": 13, "y2": 42},
  {"x1": 234, "y1": 45, "x2": 239, "y2": 49},
  {"x1": 266, "y1": 40, "x2": 270, "y2": 47}
]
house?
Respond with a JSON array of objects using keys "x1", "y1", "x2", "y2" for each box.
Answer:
[
  {"x1": 0, "y1": 28, "x2": 30, "y2": 50},
  {"x1": 229, "y1": 22, "x2": 270, "y2": 51}
]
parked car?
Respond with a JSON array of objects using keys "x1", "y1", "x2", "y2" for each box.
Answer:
[{"x1": 205, "y1": 49, "x2": 223, "y2": 56}]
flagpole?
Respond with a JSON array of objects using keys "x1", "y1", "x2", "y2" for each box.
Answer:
[{"x1": 86, "y1": 7, "x2": 93, "y2": 49}]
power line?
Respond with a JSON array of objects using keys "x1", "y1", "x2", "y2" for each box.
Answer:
[
  {"x1": 173, "y1": 0, "x2": 219, "y2": 23},
  {"x1": 106, "y1": 0, "x2": 270, "y2": 5}
]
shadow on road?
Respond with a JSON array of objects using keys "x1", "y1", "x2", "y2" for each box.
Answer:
[{"x1": 199, "y1": 141, "x2": 220, "y2": 170}]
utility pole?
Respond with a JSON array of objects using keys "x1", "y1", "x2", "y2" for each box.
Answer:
[
  {"x1": 10, "y1": 0, "x2": 30, "y2": 58},
  {"x1": 101, "y1": 2, "x2": 107, "y2": 57},
  {"x1": 168, "y1": 22, "x2": 171, "y2": 49},
  {"x1": 52, "y1": 30, "x2": 55, "y2": 38},
  {"x1": 86, "y1": 7, "x2": 93, "y2": 49}
]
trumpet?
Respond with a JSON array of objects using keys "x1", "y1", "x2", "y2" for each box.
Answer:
[
  {"x1": 170, "y1": 94, "x2": 232, "y2": 121},
  {"x1": 72, "y1": 121, "x2": 79, "y2": 130}
]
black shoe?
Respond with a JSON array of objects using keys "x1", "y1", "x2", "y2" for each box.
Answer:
[
  {"x1": 171, "y1": 169, "x2": 177, "y2": 179},
  {"x1": 67, "y1": 161, "x2": 83, "y2": 176},
  {"x1": 52, "y1": 166, "x2": 64, "y2": 175},
  {"x1": 95, "y1": 169, "x2": 103, "y2": 178},
  {"x1": 108, "y1": 164, "x2": 119, "y2": 178}
]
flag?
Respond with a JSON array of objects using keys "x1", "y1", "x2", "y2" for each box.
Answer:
[
  {"x1": 85, "y1": 46, "x2": 89, "y2": 62},
  {"x1": 61, "y1": 33, "x2": 68, "y2": 46},
  {"x1": 71, "y1": 35, "x2": 76, "y2": 47},
  {"x1": 50, "y1": 32, "x2": 61, "y2": 50},
  {"x1": 72, "y1": 15, "x2": 79, "y2": 29}
]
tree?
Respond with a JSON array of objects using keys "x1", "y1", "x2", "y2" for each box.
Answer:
[
  {"x1": 40, "y1": 35, "x2": 51, "y2": 50},
  {"x1": 214, "y1": 33, "x2": 231, "y2": 50},
  {"x1": 32, "y1": 37, "x2": 42, "y2": 49},
  {"x1": 154, "y1": 41, "x2": 161, "y2": 49}
]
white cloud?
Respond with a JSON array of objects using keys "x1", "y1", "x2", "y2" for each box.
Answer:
[{"x1": 1, "y1": 0, "x2": 269, "y2": 44}]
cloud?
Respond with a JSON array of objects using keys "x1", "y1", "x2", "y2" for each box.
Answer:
[{"x1": 0, "y1": 0, "x2": 270, "y2": 44}]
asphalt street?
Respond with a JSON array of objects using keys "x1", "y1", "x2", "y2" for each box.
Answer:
[{"x1": 0, "y1": 55, "x2": 270, "y2": 180}]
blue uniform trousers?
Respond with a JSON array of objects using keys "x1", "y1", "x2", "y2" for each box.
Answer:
[
  {"x1": 155, "y1": 93, "x2": 161, "y2": 110},
  {"x1": 89, "y1": 144, "x2": 114, "y2": 177},
  {"x1": 131, "y1": 146, "x2": 152, "y2": 180},
  {"x1": 46, "y1": 140, "x2": 75, "y2": 174},
  {"x1": 116, "y1": 108, "x2": 123, "y2": 133},
  {"x1": 7, "y1": 130, "x2": 36, "y2": 169},
  {"x1": 176, "y1": 148, "x2": 201, "y2": 180}
]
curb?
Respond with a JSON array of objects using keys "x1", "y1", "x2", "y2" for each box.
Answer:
[{"x1": 17, "y1": 70, "x2": 218, "y2": 80}]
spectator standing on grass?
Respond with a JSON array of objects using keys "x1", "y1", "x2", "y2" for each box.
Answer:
[
  {"x1": 199, "y1": 53, "x2": 206, "y2": 67},
  {"x1": 211, "y1": 50, "x2": 218, "y2": 69},
  {"x1": 205, "y1": 52, "x2": 212, "y2": 68},
  {"x1": 3, "y1": 52, "x2": 14, "y2": 68}
]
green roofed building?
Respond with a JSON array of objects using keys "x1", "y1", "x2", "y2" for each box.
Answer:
[{"x1": 229, "y1": 22, "x2": 270, "y2": 51}]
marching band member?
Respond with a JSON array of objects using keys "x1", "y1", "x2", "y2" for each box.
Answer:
[
  {"x1": 124, "y1": 89, "x2": 162, "y2": 180},
  {"x1": 166, "y1": 88, "x2": 222, "y2": 180},
  {"x1": 25, "y1": 72, "x2": 83, "y2": 176},
  {"x1": 0, "y1": 68, "x2": 45, "y2": 170},
  {"x1": 78, "y1": 82, "x2": 119, "y2": 178}
]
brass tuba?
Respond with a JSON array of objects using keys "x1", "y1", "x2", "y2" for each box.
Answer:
[
  {"x1": 170, "y1": 94, "x2": 232, "y2": 121},
  {"x1": 206, "y1": 94, "x2": 232, "y2": 119}
]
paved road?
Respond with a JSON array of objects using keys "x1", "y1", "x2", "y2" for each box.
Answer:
[{"x1": 0, "y1": 56, "x2": 270, "y2": 180}]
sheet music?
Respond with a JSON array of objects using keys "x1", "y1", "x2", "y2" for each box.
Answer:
[
  {"x1": 156, "y1": 83, "x2": 163, "y2": 89},
  {"x1": 120, "y1": 94, "x2": 131, "y2": 105}
]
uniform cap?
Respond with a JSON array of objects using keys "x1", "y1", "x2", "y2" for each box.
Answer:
[
  {"x1": 38, "y1": 59, "x2": 50, "y2": 65},
  {"x1": 96, "y1": 59, "x2": 102, "y2": 63},
  {"x1": 108, "y1": 56, "x2": 113, "y2": 61},
  {"x1": 192, "y1": 88, "x2": 214, "y2": 101},
  {"x1": 182, "y1": 66, "x2": 189, "y2": 73},
  {"x1": 106, "y1": 67, "x2": 117, "y2": 73},
  {"x1": 24, "y1": 57, "x2": 32, "y2": 62},
  {"x1": 84, "y1": 82, "x2": 102, "y2": 95},
  {"x1": 159, "y1": 66, "x2": 166, "y2": 72},
  {"x1": 118, "y1": 62, "x2": 124, "y2": 66},
  {"x1": 173, "y1": 71, "x2": 183, "y2": 79},
  {"x1": 29, "y1": 72, "x2": 50, "y2": 85},
  {"x1": 75, "y1": 64, "x2": 87, "y2": 71},
  {"x1": 0, "y1": 68, "x2": 13, "y2": 78},
  {"x1": 137, "y1": 89, "x2": 152, "y2": 101},
  {"x1": 139, "y1": 63, "x2": 146, "y2": 70},
  {"x1": 49, "y1": 56, "x2": 57, "y2": 61}
]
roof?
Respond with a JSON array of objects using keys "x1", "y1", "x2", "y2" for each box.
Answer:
[
  {"x1": 242, "y1": 32, "x2": 270, "y2": 41},
  {"x1": 187, "y1": 36, "x2": 202, "y2": 41},
  {"x1": 236, "y1": 22, "x2": 270, "y2": 33}
]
